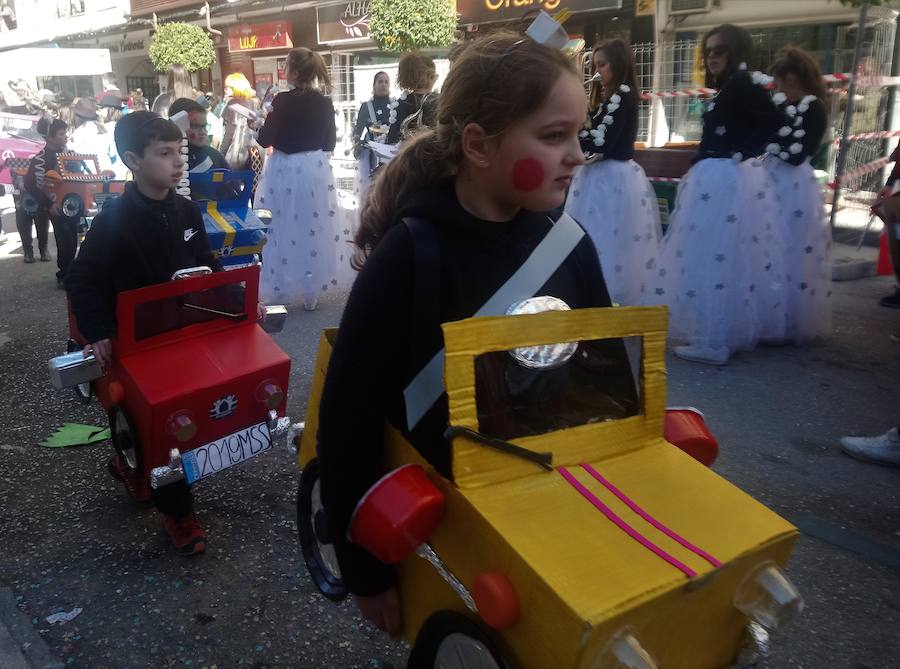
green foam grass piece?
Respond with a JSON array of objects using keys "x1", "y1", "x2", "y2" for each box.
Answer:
[{"x1": 40, "y1": 423, "x2": 110, "y2": 448}]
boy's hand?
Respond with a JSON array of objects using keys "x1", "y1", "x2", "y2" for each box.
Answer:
[
  {"x1": 85, "y1": 339, "x2": 114, "y2": 373},
  {"x1": 257, "y1": 301, "x2": 267, "y2": 322},
  {"x1": 49, "y1": 204, "x2": 60, "y2": 217}
]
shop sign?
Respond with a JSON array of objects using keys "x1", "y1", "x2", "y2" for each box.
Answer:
[
  {"x1": 227, "y1": 21, "x2": 293, "y2": 53},
  {"x1": 635, "y1": 0, "x2": 656, "y2": 17},
  {"x1": 457, "y1": 0, "x2": 620, "y2": 25},
  {"x1": 107, "y1": 40, "x2": 145, "y2": 54},
  {"x1": 317, "y1": 1, "x2": 372, "y2": 45}
]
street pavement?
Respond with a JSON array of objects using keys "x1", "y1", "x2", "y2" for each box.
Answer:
[{"x1": 0, "y1": 223, "x2": 898, "y2": 669}]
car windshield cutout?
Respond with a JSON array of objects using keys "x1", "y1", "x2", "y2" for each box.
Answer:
[
  {"x1": 134, "y1": 282, "x2": 247, "y2": 340},
  {"x1": 474, "y1": 336, "x2": 643, "y2": 441}
]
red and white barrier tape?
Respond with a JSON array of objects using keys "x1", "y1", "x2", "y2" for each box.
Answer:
[
  {"x1": 640, "y1": 74, "x2": 900, "y2": 101},
  {"x1": 823, "y1": 73, "x2": 900, "y2": 86},
  {"x1": 640, "y1": 88, "x2": 716, "y2": 100},
  {"x1": 833, "y1": 129, "x2": 900, "y2": 145},
  {"x1": 648, "y1": 176, "x2": 682, "y2": 183},
  {"x1": 828, "y1": 156, "x2": 891, "y2": 190}
]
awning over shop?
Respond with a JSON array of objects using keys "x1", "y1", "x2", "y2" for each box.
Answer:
[{"x1": 0, "y1": 47, "x2": 111, "y2": 78}]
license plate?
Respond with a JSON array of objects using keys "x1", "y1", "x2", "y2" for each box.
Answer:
[{"x1": 182, "y1": 421, "x2": 272, "y2": 484}]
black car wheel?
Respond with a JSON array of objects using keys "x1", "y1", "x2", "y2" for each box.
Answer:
[
  {"x1": 66, "y1": 339, "x2": 93, "y2": 404},
  {"x1": 407, "y1": 610, "x2": 511, "y2": 669},
  {"x1": 297, "y1": 457, "x2": 348, "y2": 602},
  {"x1": 60, "y1": 193, "x2": 84, "y2": 219},
  {"x1": 109, "y1": 407, "x2": 141, "y2": 474}
]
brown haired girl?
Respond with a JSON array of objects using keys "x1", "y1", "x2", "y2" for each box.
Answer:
[
  {"x1": 386, "y1": 52, "x2": 438, "y2": 144},
  {"x1": 256, "y1": 47, "x2": 351, "y2": 310},
  {"x1": 317, "y1": 31, "x2": 637, "y2": 638},
  {"x1": 763, "y1": 46, "x2": 831, "y2": 342},
  {"x1": 652, "y1": 24, "x2": 785, "y2": 366},
  {"x1": 565, "y1": 39, "x2": 661, "y2": 306}
]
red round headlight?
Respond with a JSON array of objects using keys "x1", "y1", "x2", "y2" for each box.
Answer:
[
  {"x1": 167, "y1": 412, "x2": 197, "y2": 443},
  {"x1": 257, "y1": 381, "x2": 284, "y2": 409}
]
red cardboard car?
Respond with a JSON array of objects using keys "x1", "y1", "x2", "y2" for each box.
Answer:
[{"x1": 50, "y1": 265, "x2": 292, "y2": 488}]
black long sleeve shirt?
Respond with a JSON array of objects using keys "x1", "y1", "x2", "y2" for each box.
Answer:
[
  {"x1": 24, "y1": 145, "x2": 61, "y2": 210},
  {"x1": 765, "y1": 95, "x2": 827, "y2": 166},
  {"x1": 257, "y1": 88, "x2": 336, "y2": 154},
  {"x1": 317, "y1": 185, "x2": 637, "y2": 596},
  {"x1": 579, "y1": 84, "x2": 638, "y2": 161},
  {"x1": 694, "y1": 69, "x2": 783, "y2": 164},
  {"x1": 66, "y1": 182, "x2": 222, "y2": 343},
  {"x1": 352, "y1": 95, "x2": 392, "y2": 143},
  {"x1": 385, "y1": 92, "x2": 438, "y2": 145}
]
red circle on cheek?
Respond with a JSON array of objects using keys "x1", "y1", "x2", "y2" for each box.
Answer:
[{"x1": 512, "y1": 158, "x2": 544, "y2": 193}]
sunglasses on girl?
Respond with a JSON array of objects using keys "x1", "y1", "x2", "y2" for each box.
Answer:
[{"x1": 703, "y1": 45, "x2": 729, "y2": 59}]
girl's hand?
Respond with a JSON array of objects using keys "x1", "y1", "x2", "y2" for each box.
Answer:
[{"x1": 355, "y1": 587, "x2": 403, "y2": 640}]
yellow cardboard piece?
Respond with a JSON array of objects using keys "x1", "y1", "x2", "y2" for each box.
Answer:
[{"x1": 299, "y1": 306, "x2": 799, "y2": 669}]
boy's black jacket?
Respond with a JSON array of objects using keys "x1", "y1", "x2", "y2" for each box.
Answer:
[{"x1": 66, "y1": 182, "x2": 223, "y2": 343}]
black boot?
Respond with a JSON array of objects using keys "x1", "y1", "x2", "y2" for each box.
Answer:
[
  {"x1": 23, "y1": 247, "x2": 35, "y2": 264},
  {"x1": 39, "y1": 247, "x2": 51, "y2": 262}
]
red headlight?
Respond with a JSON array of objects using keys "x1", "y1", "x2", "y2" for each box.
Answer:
[
  {"x1": 257, "y1": 381, "x2": 284, "y2": 409},
  {"x1": 167, "y1": 411, "x2": 197, "y2": 443}
]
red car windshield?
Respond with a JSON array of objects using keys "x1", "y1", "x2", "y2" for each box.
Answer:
[{"x1": 134, "y1": 283, "x2": 247, "y2": 341}]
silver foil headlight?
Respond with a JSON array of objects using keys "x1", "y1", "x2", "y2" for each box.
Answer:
[{"x1": 733, "y1": 561, "x2": 804, "y2": 631}]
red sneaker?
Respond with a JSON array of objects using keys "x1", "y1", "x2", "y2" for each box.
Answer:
[
  {"x1": 107, "y1": 455, "x2": 152, "y2": 506},
  {"x1": 161, "y1": 512, "x2": 207, "y2": 556}
]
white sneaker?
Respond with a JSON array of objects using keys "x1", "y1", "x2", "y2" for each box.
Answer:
[
  {"x1": 674, "y1": 344, "x2": 731, "y2": 366},
  {"x1": 840, "y1": 428, "x2": 900, "y2": 466}
]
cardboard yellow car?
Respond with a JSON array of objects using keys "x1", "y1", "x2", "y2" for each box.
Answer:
[{"x1": 296, "y1": 305, "x2": 802, "y2": 669}]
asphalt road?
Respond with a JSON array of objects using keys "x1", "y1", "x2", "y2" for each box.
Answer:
[{"x1": 0, "y1": 225, "x2": 898, "y2": 669}]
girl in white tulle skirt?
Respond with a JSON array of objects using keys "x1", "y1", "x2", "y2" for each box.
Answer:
[
  {"x1": 651, "y1": 25, "x2": 785, "y2": 365},
  {"x1": 565, "y1": 39, "x2": 661, "y2": 306},
  {"x1": 256, "y1": 47, "x2": 354, "y2": 309},
  {"x1": 763, "y1": 47, "x2": 832, "y2": 342}
]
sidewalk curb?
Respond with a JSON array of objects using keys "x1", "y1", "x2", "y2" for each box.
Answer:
[
  {"x1": 832, "y1": 257, "x2": 877, "y2": 281},
  {"x1": 0, "y1": 589, "x2": 64, "y2": 669}
]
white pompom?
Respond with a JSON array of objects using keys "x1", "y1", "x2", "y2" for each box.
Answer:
[
  {"x1": 619, "y1": 84, "x2": 631, "y2": 93},
  {"x1": 715, "y1": 125, "x2": 727, "y2": 136},
  {"x1": 610, "y1": 93, "x2": 621, "y2": 104},
  {"x1": 766, "y1": 143, "x2": 781, "y2": 154},
  {"x1": 786, "y1": 105, "x2": 797, "y2": 115},
  {"x1": 739, "y1": 62, "x2": 748, "y2": 70},
  {"x1": 772, "y1": 92, "x2": 787, "y2": 105},
  {"x1": 579, "y1": 130, "x2": 589, "y2": 138},
  {"x1": 779, "y1": 151, "x2": 789, "y2": 160},
  {"x1": 602, "y1": 115, "x2": 614, "y2": 125},
  {"x1": 732, "y1": 152, "x2": 743, "y2": 162},
  {"x1": 793, "y1": 129, "x2": 806, "y2": 138},
  {"x1": 606, "y1": 103, "x2": 620, "y2": 113},
  {"x1": 778, "y1": 126, "x2": 792, "y2": 137},
  {"x1": 594, "y1": 136, "x2": 605, "y2": 147},
  {"x1": 789, "y1": 142, "x2": 803, "y2": 154}
]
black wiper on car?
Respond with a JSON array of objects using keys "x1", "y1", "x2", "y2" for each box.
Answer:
[
  {"x1": 180, "y1": 302, "x2": 246, "y2": 320},
  {"x1": 444, "y1": 425, "x2": 553, "y2": 471}
]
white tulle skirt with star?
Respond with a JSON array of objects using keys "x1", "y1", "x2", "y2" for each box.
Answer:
[
  {"x1": 764, "y1": 157, "x2": 832, "y2": 341},
  {"x1": 651, "y1": 158, "x2": 788, "y2": 351},
  {"x1": 564, "y1": 159, "x2": 662, "y2": 306},
  {"x1": 353, "y1": 148, "x2": 375, "y2": 211},
  {"x1": 256, "y1": 150, "x2": 355, "y2": 305}
]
